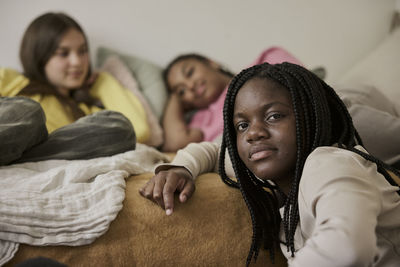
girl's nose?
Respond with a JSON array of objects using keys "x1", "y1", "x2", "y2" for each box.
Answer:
[
  {"x1": 69, "y1": 52, "x2": 83, "y2": 65},
  {"x1": 187, "y1": 79, "x2": 196, "y2": 92},
  {"x1": 246, "y1": 120, "x2": 270, "y2": 141},
  {"x1": 182, "y1": 80, "x2": 196, "y2": 101}
]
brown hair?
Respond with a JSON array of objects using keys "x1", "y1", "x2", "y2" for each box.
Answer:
[
  {"x1": 163, "y1": 53, "x2": 235, "y2": 92},
  {"x1": 18, "y1": 12, "x2": 101, "y2": 119}
]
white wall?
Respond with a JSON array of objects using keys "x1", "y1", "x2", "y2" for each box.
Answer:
[{"x1": 0, "y1": 0, "x2": 396, "y2": 83}]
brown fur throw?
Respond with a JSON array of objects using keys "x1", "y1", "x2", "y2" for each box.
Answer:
[{"x1": 6, "y1": 172, "x2": 287, "y2": 267}]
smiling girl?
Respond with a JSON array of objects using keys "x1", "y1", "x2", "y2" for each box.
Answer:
[
  {"x1": 0, "y1": 12, "x2": 146, "y2": 165},
  {"x1": 140, "y1": 62, "x2": 400, "y2": 266},
  {"x1": 1, "y1": 12, "x2": 149, "y2": 142},
  {"x1": 161, "y1": 49, "x2": 303, "y2": 152}
]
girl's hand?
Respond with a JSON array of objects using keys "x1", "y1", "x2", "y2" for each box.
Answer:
[
  {"x1": 139, "y1": 167, "x2": 195, "y2": 215},
  {"x1": 161, "y1": 93, "x2": 204, "y2": 152}
]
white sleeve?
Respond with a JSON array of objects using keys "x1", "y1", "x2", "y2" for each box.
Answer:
[
  {"x1": 155, "y1": 141, "x2": 222, "y2": 180},
  {"x1": 289, "y1": 147, "x2": 382, "y2": 267}
]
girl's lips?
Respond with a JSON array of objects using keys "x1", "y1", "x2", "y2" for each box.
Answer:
[
  {"x1": 194, "y1": 80, "x2": 207, "y2": 97},
  {"x1": 249, "y1": 150, "x2": 274, "y2": 161},
  {"x1": 68, "y1": 70, "x2": 84, "y2": 79},
  {"x1": 248, "y1": 145, "x2": 275, "y2": 161},
  {"x1": 195, "y1": 84, "x2": 206, "y2": 97}
]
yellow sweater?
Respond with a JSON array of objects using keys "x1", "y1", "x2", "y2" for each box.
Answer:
[{"x1": 0, "y1": 68, "x2": 150, "y2": 143}]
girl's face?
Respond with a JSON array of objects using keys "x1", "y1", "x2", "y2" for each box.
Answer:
[
  {"x1": 44, "y1": 28, "x2": 89, "y2": 96},
  {"x1": 167, "y1": 58, "x2": 231, "y2": 110},
  {"x1": 233, "y1": 77, "x2": 297, "y2": 192}
]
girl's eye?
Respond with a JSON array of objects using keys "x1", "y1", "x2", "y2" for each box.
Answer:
[
  {"x1": 236, "y1": 121, "x2": 249, "y2": 132},
  {"x1": 266, "y1": 113, "x2": 284, "y2": 122},
  {"x1": 55, "y1": 50, "x2": 69, "y2": 57},
  {"x1": 186, "y1": 67, "x2": 194, "y2": 77}
]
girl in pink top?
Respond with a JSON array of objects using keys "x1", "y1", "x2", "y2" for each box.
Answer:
[{"x1": 162, "y1": 47, "x2": 303, "y2": 152}]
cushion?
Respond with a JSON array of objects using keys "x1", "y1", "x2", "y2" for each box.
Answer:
[
  {"x1": 100, "y1": 56, "x2": 164, "y2": 148},
  {"x1": 338, "y1": 26, "x2": 400, "y2": 101},
  {"x1": 6, "y1": 172, "x2": 287, "y2": 267},
  {"x1": 96, "y1": 47, "x2": 168, "y2": 121}
]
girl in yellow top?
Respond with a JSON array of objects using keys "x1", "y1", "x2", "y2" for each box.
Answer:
[
  {"x1": 0, "y1": 12, "x2": 146, "y2": 165},
  {"x1": 0, "y1": 12, "x2": 149, "y2": 142}
]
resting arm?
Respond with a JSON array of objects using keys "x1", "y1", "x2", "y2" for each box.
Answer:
[
  {"x1": 158, "y1": 141, "x2": 221, "y2": 178},
  {"x1": 161, "y1": 94, "x2": 203, "y2": 152},
  {"x1": 140, "y1": 141, "x2": 221, "y2": 215}
]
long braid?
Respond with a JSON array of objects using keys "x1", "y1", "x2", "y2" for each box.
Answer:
[
  {"x1": 272, "y1": 71, "x2": 304, "y2": 255},
  {"x1": 218, "y1": 139, "x2": 239, "y2": 188},
  {"x1": 277, "y1": 65, "x2": 321, "y2": 255},
  {"x1": 219, "y1": 62, "x2": 400, "y2": 265},
  {"x1": 220, "y1": 64, "x2": 282, "y2": 266}
]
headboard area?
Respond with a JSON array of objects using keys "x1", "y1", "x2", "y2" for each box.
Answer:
[{"x1": 0, "y1": 0, "x2": 398, "y2": 84}]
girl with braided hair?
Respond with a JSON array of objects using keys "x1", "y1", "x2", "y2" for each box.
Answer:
[{"x1": 140, "y1": 62, "x2": 400, "y2": 266}]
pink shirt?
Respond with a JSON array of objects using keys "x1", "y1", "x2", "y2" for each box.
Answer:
[
  {"x1": 189, "y1": 87, "x2": 228, "y2": 142},
  {"x1": 189, "y1": 46, "x2": 303, "y2": 141}
]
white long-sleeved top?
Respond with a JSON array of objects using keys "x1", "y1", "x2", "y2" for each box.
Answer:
[{"x1": 156, "y1": 142, "x2": 400, "y2": 267}]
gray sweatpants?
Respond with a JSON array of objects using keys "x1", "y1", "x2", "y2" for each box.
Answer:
[{"x1": 0, "y1": 97, "x2": 136, "y2": 166}]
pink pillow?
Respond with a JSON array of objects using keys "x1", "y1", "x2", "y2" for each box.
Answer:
[{"x1": 249, "y1": 46, "x2": 304, "y2": 67}]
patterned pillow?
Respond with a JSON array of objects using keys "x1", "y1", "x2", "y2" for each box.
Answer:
[
  {"x1": 100, "y1": 55, "x2": 164, "y2": 148},
  {"x1": 96, "y1": 47, "x2": 168, "y2": 121}
]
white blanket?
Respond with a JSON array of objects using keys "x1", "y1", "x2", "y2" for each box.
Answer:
[{"x1": 0, "y1": 144, "x2": 169, "y2": 266}]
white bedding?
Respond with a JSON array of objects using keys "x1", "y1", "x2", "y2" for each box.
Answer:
[{"x1": 0, "y1": 144, "x2": 169, "y2": 266}]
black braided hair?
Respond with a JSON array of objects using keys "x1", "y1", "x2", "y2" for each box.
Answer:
[
  {"x1": 218, "y1": 62, "x2": 400, "y2": 266},
  {"x1": 162, "y1": 53, "x2": 235, "y2": 92}
]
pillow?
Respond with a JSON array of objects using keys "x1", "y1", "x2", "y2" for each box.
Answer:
[
  {"x1": 100, "y1": 56, "x2": 164, "y2": 148},
  {"x1": 6, "y1": 172, "x2": 287, "y2": 267},
  {"x1": 338, "y1": 26, "x2": 400, "y2": 101},
  {"x1": 96, "y1": 47, "x2": 168, "y2": 121}
]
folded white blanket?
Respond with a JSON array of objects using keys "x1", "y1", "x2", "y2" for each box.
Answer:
[{"x1": 0, "y1": 144, "x2": 169, "y2": 266}]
